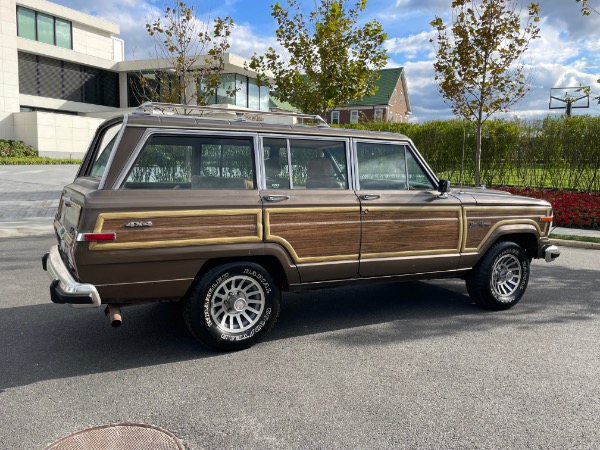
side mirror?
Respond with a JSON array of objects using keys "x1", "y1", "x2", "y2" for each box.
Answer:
[{"x1": 438, "y1": 179, "x2": 450, "y2": 194}]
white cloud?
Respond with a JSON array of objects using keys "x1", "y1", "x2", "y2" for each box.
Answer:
[{"x1": 385, "y1": 31, "x2": 436, "y2": 59}]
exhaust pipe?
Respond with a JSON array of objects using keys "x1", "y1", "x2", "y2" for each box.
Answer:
[{"x1": 106, "y1": 304, "x2": 122, "y2": 328}]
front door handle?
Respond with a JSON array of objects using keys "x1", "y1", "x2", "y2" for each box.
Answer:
[
  {"x1": 263, "y1": 195, "x2": 290, "y2": 202},
  {"x1": 360, "y1": 194, "x2": 381, "y2": 201}
]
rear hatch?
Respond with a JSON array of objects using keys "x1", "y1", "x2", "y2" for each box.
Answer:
[
  {"x1": 54, "y1": 179, "x2": 99, "y2": 277},
  {"x1": 53, "y1": 117, "x2": 125, "y2": 278}
]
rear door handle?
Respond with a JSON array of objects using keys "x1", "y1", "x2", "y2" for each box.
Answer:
[
  {"x1": 360, "y1": 194, "x2": 381, "y2": 201},
  {"x1": 263, "y1": 195, "x2": 290, "y2": 202}
]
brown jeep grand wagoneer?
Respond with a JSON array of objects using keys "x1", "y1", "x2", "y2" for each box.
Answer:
[{"x1": 43, "y1": 103, "x2": 560, "y2": 350}]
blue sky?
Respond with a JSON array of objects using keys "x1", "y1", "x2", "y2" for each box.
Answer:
[{"x1": 51, "y1": 0, "x2": 600, "y2": 122}]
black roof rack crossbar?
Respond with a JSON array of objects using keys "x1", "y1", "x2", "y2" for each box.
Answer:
[{"x1": 133, "y1": 102, "x2": 329, "y2": 127}]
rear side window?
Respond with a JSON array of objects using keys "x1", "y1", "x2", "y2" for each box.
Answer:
[
  {"x1": 123, "y1": 135, "x2": 255, "y2": 189},
  {"x1": 88, "y1": 122, "x2": 122, "y2": 178}
]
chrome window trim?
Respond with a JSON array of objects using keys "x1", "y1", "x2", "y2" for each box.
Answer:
[{"x1": 98, "y1": 115, "x2": 128, "y2": 190}]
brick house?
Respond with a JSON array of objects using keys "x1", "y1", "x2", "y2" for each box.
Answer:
[{"x1": 327, "y1": 67, "x2": 411, "y2": 124}]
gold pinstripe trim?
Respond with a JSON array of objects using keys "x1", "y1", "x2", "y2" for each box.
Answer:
[{"x1": 89, "y1": 209, "x2": 263, "y2": 250}]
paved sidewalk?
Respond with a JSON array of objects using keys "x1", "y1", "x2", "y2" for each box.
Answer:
[
  {"x1": 0, "y1": 165, "x2": 598, "y2": 247},
  {"x1": 0, "y1": 165, "x2": 77, "y2": 238}
]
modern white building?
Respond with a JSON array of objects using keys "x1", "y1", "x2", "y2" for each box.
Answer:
[{"x1": 0, "y1": 0, "x2": 272, "y2": 157}]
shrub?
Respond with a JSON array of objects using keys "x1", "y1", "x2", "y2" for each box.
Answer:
[{"x1": 0, "y1": 140, "x2": 37, "y2": 158}]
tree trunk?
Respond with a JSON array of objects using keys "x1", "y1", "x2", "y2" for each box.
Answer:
[{"x1": 475, "y1": 121, "x2": 483, "y2": 187}]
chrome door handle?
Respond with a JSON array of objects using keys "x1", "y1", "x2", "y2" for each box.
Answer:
[
  {"x1": 263, "y1": 195, "x2": 290, "y2": 202},
  {"x1": 360, "y1": 194, "x2": 381, "y2": 201}
]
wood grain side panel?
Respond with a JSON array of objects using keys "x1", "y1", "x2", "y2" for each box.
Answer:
[
  {"x1": 464, "y1": 207, "x2": 549, "y2": 250},
  {"x1": 91, "y1": 209, "x2": 262, "y2": 250},
  {"x1": 266, "y1": 209, "x2": 360, "y2": 262},
  {"x1": 361, "y1": 208, "x2": 461, "y2": 256},
  {"x1": 101, "y1": 215, "x2": 258, "y2": 243}
]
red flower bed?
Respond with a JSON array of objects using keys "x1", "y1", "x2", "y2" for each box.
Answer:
[{"x1": 497, "y1": 187, "x2": 600, "y2": 229}]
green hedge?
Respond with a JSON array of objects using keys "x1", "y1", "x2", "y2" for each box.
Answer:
[
  {"x1": 1, "y1": 156, "x2": 81, "y2": 165},
  {"x1": 340, "y1": 115, "x2": 600, "y2": 192}
]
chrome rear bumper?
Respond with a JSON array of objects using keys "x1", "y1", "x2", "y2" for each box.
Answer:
[{"x1": 43, "y1": 246, "x2": 101, "y2": 308}]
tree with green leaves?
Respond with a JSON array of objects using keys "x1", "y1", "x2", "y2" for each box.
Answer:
[
  {"x1": 248, "y1": 0, "x2": 388, "y2": 119},
  {"x1": 132, "y1": 0, "x2": 234, "y2": 106},
  {"x1": 576, "y1": 0, "x2": 596, "y2": 16},
  {"x1": 430, "y1": 0, "x2": 540, "y2": 187}
]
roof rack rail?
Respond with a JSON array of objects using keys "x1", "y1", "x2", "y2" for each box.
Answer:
[{"x1": 133, "y1": 102, "x2": 329, "y2": 127}]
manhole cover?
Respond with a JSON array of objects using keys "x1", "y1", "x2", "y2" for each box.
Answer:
[{"x1": 45, "y1": 423, "x2": 184, "y2": 450}]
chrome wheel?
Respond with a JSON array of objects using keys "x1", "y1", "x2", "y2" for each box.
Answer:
[
  {"x1": 210, "y1": 275, "x2": 266, "y2": 333},
  {"x1": 491, "y1": 253, "x2": 522, "y2": 300}
]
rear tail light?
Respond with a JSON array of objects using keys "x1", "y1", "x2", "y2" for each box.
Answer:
[{"x1": 77, "y1": 233, "x2": 117, "y2": 242}]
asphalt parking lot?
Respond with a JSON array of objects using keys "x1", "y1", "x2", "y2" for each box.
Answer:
[
  {"x1": 1, "y1": 234, "x2": 599, "y2": 449},
  {"x1": 1, "y1": 165, "x2": 599, "y2": 448}
]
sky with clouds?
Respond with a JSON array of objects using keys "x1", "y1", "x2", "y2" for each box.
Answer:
[{"x1": 50, "y1": 0, "x2": 600, "y2": 122}]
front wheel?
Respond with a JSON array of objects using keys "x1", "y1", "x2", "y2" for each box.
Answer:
[
  {"x1": 466, "y1": 241, "x2": 530, "y2": 310},
  {"x1": 184, "y1": 262, "x2": 280, "y2": 351}
]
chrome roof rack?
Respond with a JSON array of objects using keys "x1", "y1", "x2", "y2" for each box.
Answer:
[{"x1": 133, "y1": 102, "x2": 329, "y2": 127}]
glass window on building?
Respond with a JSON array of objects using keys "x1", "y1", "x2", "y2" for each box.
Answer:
[
  {"x1": 198, "y1": 79, "x2": 216, "y2": 105},
  {"x1": 55, "y1": 18, "x2": 72, "y2": 49},
  {"x1": 331, "y1": 111, "x2": 340, "y2": 125},
  {"x1": 17, "y1": 7, "x2": 36, "y2": 40},
  {"x1": 235, "y1": 75, "x2": 248, "y2": 108},
  {"x1": 217, "y1": 74, "x2": 235, "y2": 105},
  {"x1": 17, "y1": 7, "x2": 72, "y2": 49},
  {"x1": 36, "y1": 13, "x2": 55, "y2": 45},
  {"x1": 259, "y1": 85, "x2": 270, "y2": 111},
  {"x1": 248, "y1": 78, "x2": 260, "y2": 110},
  {"x1": 350, "y1": 110, "x2": 359, "y2": 124},
  {"x1": 374, "y1": 109, "x2": 383, "y2": 122}
]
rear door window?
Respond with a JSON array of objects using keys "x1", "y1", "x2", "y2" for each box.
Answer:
[{"x1": 262, "y1": 137, "x2": 348, "y2": 189}]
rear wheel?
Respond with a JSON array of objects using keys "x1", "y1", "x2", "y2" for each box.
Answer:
[
  {"x1": 184, "y1": 262, "x2": 280, "y2": 351},
  {"x1": 466, "y1": 241, "x2": 530, "y2": 310}
]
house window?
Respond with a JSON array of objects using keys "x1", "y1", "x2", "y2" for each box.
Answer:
[
  {"x1": 350, "y1": 110, "x2": 359, "y2": 124},
  {"x1": 17, "y1": 7, "x2": 72, "y2": 49},
  {"x1": 331, "y1": 111, "x2": 340, "y2": 125},
  {"x1": 374, "y1": 109, "x2": 383, "y2": 122}
]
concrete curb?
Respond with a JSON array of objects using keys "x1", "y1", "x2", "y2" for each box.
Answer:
[{"x1": 549, "y1": 238, "x2": 600, "y2": 250}]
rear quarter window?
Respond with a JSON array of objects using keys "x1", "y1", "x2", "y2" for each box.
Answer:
[
  {"x1": 123, "y1": 135, "x2": 256, "y2": 190},
  {"x1": 87, "y1": 122, "x2": 123, "y2": 178}
]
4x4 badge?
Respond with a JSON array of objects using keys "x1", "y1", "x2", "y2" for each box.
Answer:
[
  {"x1": 469, "y1": 221, "x2": 491, "y2": 228},
  {"x1": 124, "y1": 221, "x2": 153, "y2": 228}
]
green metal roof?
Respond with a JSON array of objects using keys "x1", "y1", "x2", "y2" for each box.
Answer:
[
  {"x1": 269, "y1": 96, "x2": 299, "y2": 112},
  {"x1": 346, "y1": 67, "x2": 404, "y2": 106}
]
